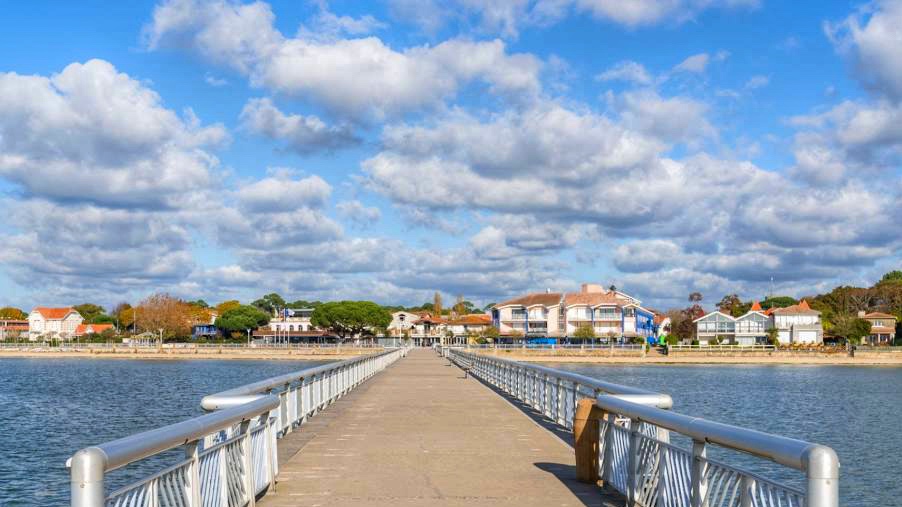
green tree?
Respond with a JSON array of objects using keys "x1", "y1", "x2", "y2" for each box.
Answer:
[
  {"x1": 832, "y1": 315, "x2": 873, "y2": 345},
  {"x1": 215, "y1": 305, "x2": 271, "y2": 334},
  {"x1": 111, "y1": 303, "x2": 134, "y2": 330},
  {"x1": 74, "y1": 304, "x2": 107, "y2": 324},
  {"x1": 0, "y1": 307, "x2": 27, "y2": 320},
  {"x1": 880, "y1": 270, "x2": 902, "y2": 283},
  {"x1": 215, "y1": 300, "x2": 241, "y2": 315},
  {"x1": 716, "y1": 294, "x2": 741, "y2": 315},
  {"x1": 572, "y1": 324, "x2": 596, "y2": 341},
  {"x1": 310, "y1": 301, "x2": 391, "y2": 340},
  {"x1": 252, "y1": 293, "x2": 286, "y2": 315},
  {"x1": 483, "y1": 303, "x2": 496, "y2": 312},
  {"x1": 761, "y1": 296, "x2": 798, "y2": 310},
  {"x1": 189, "y1": 299, "x2": 209, "y2": 308},
  {"x1": 766, "y1": 327, "x2": 780, "y2": 346},
  {"x1": 287, "y1": 300, "x2": 322, "y2": 309},
  {"x1": 481, "y1": 326, "x2": 500, "y2": 344}
]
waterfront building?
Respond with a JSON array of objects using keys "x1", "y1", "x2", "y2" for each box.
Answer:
[
  {"x1": 492, "y1": 283, "x2": 656, "y2": 342},
  {"x1": 860, "y1": 312, "x2": 897, "y2": 345},
  {"x1": 771, "y1": 300, "x2": 822, "y2": 344},
  {"x1": 269, "y1": 308, "x2": 315, "y2": 333},
  {"x1": 693, "y1": 301, "x2": 771, "y2": 345},
  {"x1": 445, "y1": 314, "x2": 491, "y2": 343},
  {"x1": 387, "y1": 311, "x2": 420, "y2": 338},
  {"x1": 0, "y1": 319, "x2": 28, "y2": 340},
  {"x1": 411, "y1": 313, "x2": 446, "y2": 346},
  {"x1": 27, "y1": 307, "x2": 83, "y2": 340},
  {"x1": 73, "y1": 323, "x2": 114, "y2": 337}
]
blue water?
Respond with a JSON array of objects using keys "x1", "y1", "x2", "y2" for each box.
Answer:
[
  {"x1": 0, "y1": 358, "x2": 329, "y2": 506},
  {"x1": 1, "y1": 359, "x2": 898, "y2": 506},
  {"x1": 543, "y1": 363, "x2": 902, "y2": 507}
]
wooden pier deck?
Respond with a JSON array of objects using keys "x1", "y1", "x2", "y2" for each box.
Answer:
[{"x1": 258, "y1": 348, "x2": 619, "y2": 506}]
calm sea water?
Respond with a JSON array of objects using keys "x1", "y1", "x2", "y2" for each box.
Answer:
[
  {"x1": 0, "y1": 358, "x2": 329, "y2": 506},
  {"x1": 543, "y1": 363, "x2": 902, "y2": 507},
  {"x1": 1, "y1": 360, "x2": 899, "y2": 506}
]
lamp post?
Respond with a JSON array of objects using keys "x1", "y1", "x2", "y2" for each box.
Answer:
[{"x1": 246, "y1": 328, "x2": 251, "y2": 346}]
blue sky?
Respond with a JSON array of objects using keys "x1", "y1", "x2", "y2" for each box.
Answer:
[{"x1": 1, "y1": 0, "x2": 900, "y2": 311}]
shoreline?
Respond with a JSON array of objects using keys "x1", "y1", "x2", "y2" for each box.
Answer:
[
  {"x1": 0, "y1": 349, "x2": 371, "y2": 361},
  {"x1": 480, "y1": 352, "x2": 902, "y2": 366}
]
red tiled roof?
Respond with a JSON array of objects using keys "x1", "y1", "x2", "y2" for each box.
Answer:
[
  {"x1": 446, "y1": 314, "x2": 491, "y2": 325},
  {"x1": 495, "y1": 293, "x2": 562, "y2": 308},
  {"x1": 415, "y1": 313, "x2": 446, "y2": 324},
  {"x1": 75, "y1": 323, "x2": 113, "y2": 335},
  {"x1": 33, "y1": 307, "x2": 77, "y2": 320},
  {"x1": 750, "y1": 301, "x2": 762, "y2": 312},
  {"x1": 564, "y1": 292, "x2": 623, "y2": 307},
  {"x1": 771, "y1": 300, "x2": 820, "y2": 316}
]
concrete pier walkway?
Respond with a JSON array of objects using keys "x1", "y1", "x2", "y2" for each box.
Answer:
[{"x1": 258, "y1": 348, "x2": 618, "y2": 506}]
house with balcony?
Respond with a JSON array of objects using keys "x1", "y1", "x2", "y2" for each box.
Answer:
[
  {"x1": 446, "y1": 314, "x2": 492, "y2": 343},
  {"x1": 387, "y1": 311, "x2": 420, "y2": 338},
  {"x1": 411, "y1": 313, "x2": 447, "y2": 346},
  {"x1": 28, "y1": 307, "x2": 84, "y2": 340},
  {"x1": 493, "y1": 283, "x2": 656, "y2": 342},
  {"x1": 860, "y1": 312, "x2": 897, "y2": 345},
  {"x1": 771, "y1": 300, "x2": 822, "y2": 344},
  {"x1": 694, "y1": 302, "x2": 772, "y2": 345},
  {"x1": 493, "y1": 292, "x2": 563, "y2": 339},
  {"x1": 269, "y1": 308, "x2": 315, "y2": 333}
]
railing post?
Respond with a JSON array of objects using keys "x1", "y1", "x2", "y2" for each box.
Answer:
[
  {"x1": 70, "y1": 447, "x2": 106, "y2": 507},
  {"x1": 573, "y1": 399, "x2": 601, "y2": 484},
  {"x1": 601, "y1": 412, "x2": 614, "y2": 488},
  {"x1": 184, "y1": 440, "x2": 202, "y2": 507},
  {"x1": 805, "y1": 445, "x2": 840, "y2": 507},
  {"x1": 739, "y1": 476, "x2": 754, "y2": 507},
  {"x1": 627, "y1": 418, "x2": 642, "y2": 505},
  {"x1": 240, "y1": 420, "x2": 256, "y2": 507},
  {"x1": 691, "y1": 439, "x2": 708, "y2": 507}
]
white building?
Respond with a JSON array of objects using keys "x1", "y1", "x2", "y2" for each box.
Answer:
[
  {"x1": 268, "y1": 308, "x2": 314, "y2": 333},
  {"x1": 771, "y1": 300, "x2": 822, "y2": 344},
  {"x1": 28, "y1": 307, "x2": 84, "y2": 341},
  {"x1": 693, "y1": 302, "x2": 772, "y2": 345},
  {"x1": 493, "y1": 283, "x2": 657, "y2": 341},
  {"x1": 387, "y1": 311, "x2": 421, "y2": 338}
]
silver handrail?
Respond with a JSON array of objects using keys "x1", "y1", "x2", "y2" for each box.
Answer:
[
  {"x1": 201, "y1": 349, "x2": 400, "y2": 410},
  {"x1": 448, "y1": 348, "x2": 673, "y2": 408},
  {"x1": 69, "y1": 347, "x2": 409, "y2": 506},
  {"x1": 448, "y1": 347, "x2": 839, "y2": 507}
]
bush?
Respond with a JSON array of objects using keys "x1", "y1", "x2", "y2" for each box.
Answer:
[
  {"x1": 709, "y1": 336, "x2": 720, "y2": 345},
  {"x1": 664, "y1": 335, "x2": 679, "y2": 346},
  {"x1": 691, "y1": 339, "x2": 699, "y2": 346}
]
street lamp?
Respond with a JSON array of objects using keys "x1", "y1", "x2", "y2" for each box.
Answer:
[{"x1": 246, "y1": 328, "x2": 251, "y2": 346}]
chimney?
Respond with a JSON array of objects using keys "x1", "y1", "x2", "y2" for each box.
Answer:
[{"x1": 581, "y1": 283, "x2": 604, "y2": 293}]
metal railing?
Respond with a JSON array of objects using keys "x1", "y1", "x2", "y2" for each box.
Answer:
[
  {"x1": 69, "y1": 348, "x2": 408, "y2": 506},
  {"x1": 446, "y1": 348, "x2": 839, "y2": 507}
]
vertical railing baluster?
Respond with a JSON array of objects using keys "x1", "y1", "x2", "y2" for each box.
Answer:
[
  {"x1": 184, "y1": 441, "x2": 201, "y2": 507},
  {"x1": 691, "y1": 439, "x2": 708, "y2": 507},
  {"x1": 240, "y1": 420, "x2": 255, "y2": 507},
  {"x1": 627, "y1": 418, "x2": 641, "y2": 505},
  {"x1": 739, "y1": 475, "x2": 754, "y2": 507}
]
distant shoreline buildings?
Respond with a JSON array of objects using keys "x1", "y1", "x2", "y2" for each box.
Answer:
[{"x1": 5, "y1": 281, "x2": 897, "y2": 346}]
